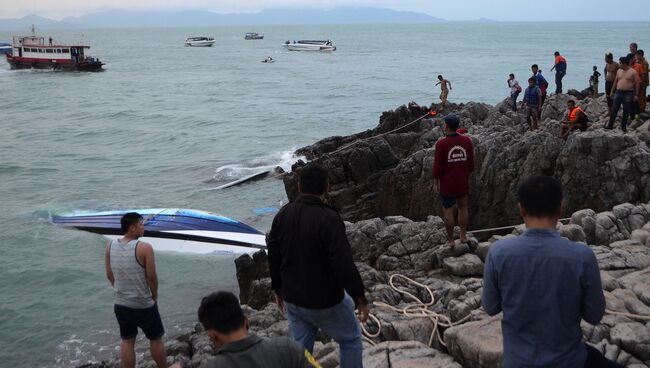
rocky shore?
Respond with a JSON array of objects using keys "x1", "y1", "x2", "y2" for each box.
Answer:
[{"x1": 79, "y1": 96, "x2": 650, "y2": 368}]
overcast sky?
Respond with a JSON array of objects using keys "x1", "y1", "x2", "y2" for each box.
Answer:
[{"x1": 2, "y1": 0, "x2": 650, "y2": 21}]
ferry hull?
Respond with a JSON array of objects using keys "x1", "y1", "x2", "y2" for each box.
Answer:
[{"x1": 6, "y1": 56, "x2": 103, "y2": 71}]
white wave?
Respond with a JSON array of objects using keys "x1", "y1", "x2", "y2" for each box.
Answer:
[{"x1": 211, "y1": 149, "x2": 306, "y2": 182}]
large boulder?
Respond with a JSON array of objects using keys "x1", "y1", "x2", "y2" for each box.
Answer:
[{"x1": 444, "y1": 316, "x2": 503, "y2": 368}]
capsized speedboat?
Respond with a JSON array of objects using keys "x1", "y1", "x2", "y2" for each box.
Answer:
[{"x1": 52, "y1": 208, "x2": 266, "y2": 254}]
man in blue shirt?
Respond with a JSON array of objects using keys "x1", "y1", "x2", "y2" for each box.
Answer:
[{"x1": 482, "y1": 176, "x2": 622, "y2": 368}]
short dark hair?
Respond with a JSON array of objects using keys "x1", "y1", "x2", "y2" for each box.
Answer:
[
  {"x1": 620, "y1": 56, "x2": 629, "y2": 65},
  {"x1": 528, "y1": 77, "x2": 536, "y2": 82},
  {"x1": 298, "y1": 163, "x2": 329, "y2": 195},
  {"x1": 517, "y1": 176, "x2": 563, "y2": 218},
  {"x1": 630, "y1": 42, "x2": 638, "y2": 49},
  {"x1": 593, "y1": 66, "x2": 597, "y2": 69},
  {"x1": 567, "y1": 100, "x2": 575, "y2": 106},
  {"x1": 531, "y1": 64, "x2": 539, "y2": 69},
  {"x1": 554, "y1": 51, "x2": 560, "y2": 56},
  {"x1": 198, "y1": 291, "x2": 245, "y2": 334},
  {"x1": 637, "y1": 50, "x2": 644, "y2": 56},
  {"x1": 605, "y1": 53, "x2": 613, "y2": 60},
  {"x1": 509, "y1": 73, "x2": 514, "y2": 77},
  {"x1": 120, "y1": 212, "x2": 143, "y2": 234},
  {"x1": 444, "y1": 114, "x2": 460, "y2": 130},
  {"x1": 437, "y1": 75, "x2": 443, "y2": 80}
]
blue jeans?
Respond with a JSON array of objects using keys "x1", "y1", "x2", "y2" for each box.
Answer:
[
  {"x1": 609, "y1": 90, "x2": 634, "y2": 130},
  {"x1": 285, "y1": 293, "x2": 362, "y2": 368},
  {"x1": 510, "y1": 92, "x2": 519, "y2": 111}
]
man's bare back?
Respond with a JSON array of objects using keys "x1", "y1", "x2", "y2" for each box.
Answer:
[
  {"x1": 615, "y1": 68, "x2": 639, "y2": 91},
  {"x1": 605, "y1": 62, "x2": 619, "y2": 82}
]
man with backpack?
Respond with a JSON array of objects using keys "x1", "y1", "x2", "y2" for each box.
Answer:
[
  {"x1": 551, "y1": 51, "x2": 568, "y2": 94},
  {"x1": 522, "y1": 77, "x2": 542, "y2": 130},
  {"x1": 560, "y1": 100, "x2": 589, "y2": 140}
]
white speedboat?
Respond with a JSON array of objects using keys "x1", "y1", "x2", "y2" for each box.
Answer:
[
  {"x1": 283, "y1": 40, "x2": 336, "y2": 52},
  {"x1": 185, "y1": 37, "x2": 215, "y2": 47},
  {"x1": 52, "y1": 208, "x2": 266, "y2": 254},
  {"x1": 0, "y1": 42, "x2": 12, "y2": 55}
]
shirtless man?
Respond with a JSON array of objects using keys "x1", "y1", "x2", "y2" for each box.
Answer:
[
  {"x1": 607, "y1": 56, "x2": 640, "y2": 132},
  {"x1": 604, "y1": 53, "x2": 619, "y2": 113},
  {"x1": 435, "y1": 75, "x2": 452, "y2": 109}
]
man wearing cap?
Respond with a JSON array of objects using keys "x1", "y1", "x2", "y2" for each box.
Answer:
[{"x1": 432, "y1": 114, "x2": 474, "y2": 246}]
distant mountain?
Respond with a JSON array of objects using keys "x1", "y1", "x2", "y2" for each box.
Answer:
[
  {"x1": 0, "y1": 8, "x2": 444, "y2": 30},
  {"x1": 0, "y1": 14, "x2": 79, "y2": 30}
]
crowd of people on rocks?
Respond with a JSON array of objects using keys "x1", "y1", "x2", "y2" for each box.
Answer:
[
  {"x1": 96, "y1": 42, "x2": 650, "y2": 368},
  {"x1": 480, "y1": 43, "x2": 648, "y2": 137},
  {"x1": 106, "y1": 115, "x2": 628, "y2": 367}
]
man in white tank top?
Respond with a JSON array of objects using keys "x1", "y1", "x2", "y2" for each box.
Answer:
[{"x1": 105, "y1": 212, "x2": 167, "y2": 368}]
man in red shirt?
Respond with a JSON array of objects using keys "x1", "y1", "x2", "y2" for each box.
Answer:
[{"x1": 432, "y1": 114, "x2": 475, "y2": 246}]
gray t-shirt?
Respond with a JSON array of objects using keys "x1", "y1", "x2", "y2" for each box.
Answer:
[{"x1": 201, "y1": 334, "x2": 318, "y2": 368}]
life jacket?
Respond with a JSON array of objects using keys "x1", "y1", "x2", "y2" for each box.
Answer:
[
  {"x1": 568, "y1": 107, "x2": 589, "y2": 130},
  {"x1": 567, "y1": 107, "x2": 584, "y2": 123}
]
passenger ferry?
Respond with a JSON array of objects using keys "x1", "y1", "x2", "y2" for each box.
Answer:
[{"x1": 5, "y1": 26, "x2": 103, "y2": 71}]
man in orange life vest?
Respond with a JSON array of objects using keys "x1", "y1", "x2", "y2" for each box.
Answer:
[
  {"x1": 432, "y1": 114, "x2": 474, "y2": 246},
  {"x1": 560, "y1": 100, "x2": 588, "y2": 140}
]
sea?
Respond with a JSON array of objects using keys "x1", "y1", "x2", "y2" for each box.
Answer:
[{"x1": 0, "y1": 22, "x2": 648, "y2": 367}]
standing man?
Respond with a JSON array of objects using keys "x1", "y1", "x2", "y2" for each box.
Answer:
[
  {"x1": 482, "y1": 176, "x2": 622, "y2": 368},
  {"x1": 432, "y1": 114, "x2": 475, "y2": 246},
  {"x1": 550, "y1": 51, "x2": 567, "y2": 94},
  {"x1": 628, "y1": 42, "x2": 638, "y2": 62},
  {"x1": 531, "y1": 64, "x2": 548, "y2": 115},
  {"x1": 105, "y1": 213, "x2": 167, "y2": 368},
  {"x1": 608, "y1": 56, "x2": 640, "y2": 132},
  {"x1": 435, "y1": 75, "x2": 452, "y2": 109},
  {"x1": 267, "y1": 163, "x2": 368, "y2": 368},
  {"x1": 522, "y1": 77, "x2": 542, "y2": 130},
  {"x1": 634, "y1": 50, "x2": 649, "y2": 114},
  {"x1": 604, "y1": 53, "x2": 619, "y2": 114},
  {"x1": 507, "y1": 73, "x2": 521, "y2": 112}
]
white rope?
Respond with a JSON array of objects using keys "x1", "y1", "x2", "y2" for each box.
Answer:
[
  {"x1": 360, "y1": 273, "x2": 471, "y2": 347},
  {"x1": 327, "y1": 112, "x2": 434, "y2": 157}
]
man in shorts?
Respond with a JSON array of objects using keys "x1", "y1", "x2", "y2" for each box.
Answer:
[
  {"x1": 432, "y1": 114, "x2": 474, "y2": 246},
  {"x1": 522, "y1": 77, "x2": 542, "y2": 130},
  {"x1": 604, "y1": 53, "x2": 619, "y2": 114},
  {"x1": 435, "y1": 75, "x2": 452, "y2": 109},
  {"x1": 105, "y1": 212, "x2": 167, "y2": 368}
]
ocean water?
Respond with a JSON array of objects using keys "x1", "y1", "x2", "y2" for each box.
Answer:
[{"x1": 0, "y1": 22, "x2": 648, "y2": 367}]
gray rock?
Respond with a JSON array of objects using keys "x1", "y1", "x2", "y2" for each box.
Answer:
[
  {"x1": 363, "y1": 341, "x2": 462, "y2": 368},
  {"x1": 442, "y1": 254, "x2": 484, "y2": 277},
  {"x1": 444, "y1": 316, "x2": 503, "y2": 368},
  {"x1": 610, "y1": 322, "x2": 650, "y2": 360}
]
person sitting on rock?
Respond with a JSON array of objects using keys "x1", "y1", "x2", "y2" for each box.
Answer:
[
  {"x1": 432, "y1": 114, "x2": 474, "y2": 246},
  {"x1": 560, "y1": 100, "x2": 589, "y2": 140},
  {"x1": 267, "y1": 162, "x2": 369, "y2": 368},
  {"x1": 170, "y1": 291, "x2": 321, "y2": 368},
  {"x1": 482, "y1": 176, "x2": 622, "y2": 368}
]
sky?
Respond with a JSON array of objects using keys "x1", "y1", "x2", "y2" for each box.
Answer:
[{"x1": 1, "y1": 0, "x2": 650, "y2": 21}]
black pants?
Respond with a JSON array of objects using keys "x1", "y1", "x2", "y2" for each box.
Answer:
[
  {"x1": 605, "y1": 81, "x2": 614, "y2": 109},
  {"x1": 584, "y1": 343, "x2": 624, "y2": 368},
  {"x1": 555, "y1": 71, "x2": 566, "y2": 94}
]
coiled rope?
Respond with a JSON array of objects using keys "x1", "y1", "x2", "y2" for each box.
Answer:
[{"x1": 360, "y1": 273, "x2": 471, "y2": 347}]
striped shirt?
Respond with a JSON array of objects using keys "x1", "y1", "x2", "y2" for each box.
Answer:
[{"x1": 109, "y1": 239, "x2": 154, "y2": 309}]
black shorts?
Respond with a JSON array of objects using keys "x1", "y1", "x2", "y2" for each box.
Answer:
[{"x1": 114, "y1": 304, "x2": 165, "y2": 340}]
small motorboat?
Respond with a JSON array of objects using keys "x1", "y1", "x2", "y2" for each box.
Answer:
[
  {"x1": 0, "y1": 42, "x2": 12, "y2": 55},
  {"x1": 283, "y1": 40, "x2": 336, "y2": 52},
  {"x1": 185, "y1": 37, "x2": 215, "y2": 47},
  {"x1": 245, "y1": 32, "x2": 264, "y2": 40},
  {"x1": 52, "y1": 208, "x2": 266, "y2": 254}
]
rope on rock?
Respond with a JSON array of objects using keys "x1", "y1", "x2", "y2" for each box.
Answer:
[
  {"x1": 327, "y1": 111, "x2": 436, "y2": 157},
  {"x1": 605, "y1": 309, "x2": 650, "y2": 321},
  {"x1": 360, "y1": 273, "x2": 471, "y2": 347},
  {"x1": 468, "y1": 217, "x2": 571, "y2": 234}
]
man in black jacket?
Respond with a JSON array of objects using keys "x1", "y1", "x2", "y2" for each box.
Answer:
[{"x1": 267, "y1": 163, "x2": 368, "y2": 368}]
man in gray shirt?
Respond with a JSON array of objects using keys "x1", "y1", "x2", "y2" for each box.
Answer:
[
  {"x1": 482, "y1": 176, "x2": 621, "y2": 368},
  {"x1": 171, "y1": 291, "x2": 320, "y2": 368}
]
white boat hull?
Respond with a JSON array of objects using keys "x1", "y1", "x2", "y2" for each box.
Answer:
[
  {"x1": 185, "y1": 41, "x2": 215, "y2": 47},
  {"x1": 283, "y1": 44, "x2": 336, "y2": 52}
]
